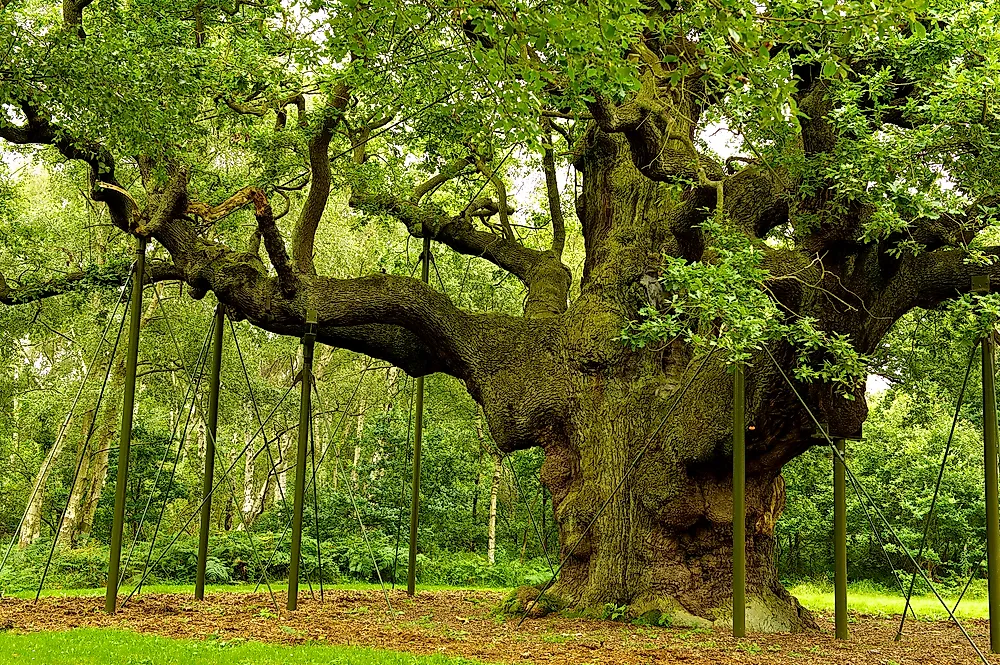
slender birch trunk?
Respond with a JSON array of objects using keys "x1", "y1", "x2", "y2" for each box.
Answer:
[{"x1": 487, "y1": 453, "x2": 502, "y2": 565}]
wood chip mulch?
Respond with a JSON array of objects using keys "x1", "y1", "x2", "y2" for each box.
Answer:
[{"x1": 0, "y1": 589, "x2": 996, "y2": 664}]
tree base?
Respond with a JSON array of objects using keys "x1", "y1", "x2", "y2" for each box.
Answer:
[{"x1": 504, "y1": 584, "x2": 817, "y2": 633}]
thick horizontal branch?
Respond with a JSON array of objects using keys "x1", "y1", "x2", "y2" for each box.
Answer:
[
  {"x1": 180, "y1": 253, "x2": 498, "y2": 378},
  {"x1": 0, "y1": 96, "x2": 531, "y2": 381},
  {"x1": 350, "y1": 193, "x2": 540, "y2": 281},
  {"x1": 908, "y1": 194, "x2": 1000, "y2": 252},
  {"x1": 906, "y1": 245, "x2": 1000, "y2": 309},
  {"x1": 315, "y1": 324, "x2": 445, "y2": 376},
  {"x1": 186, "y1": 186, "x2": 260, "y2": 222},
  {"x1": 412, "y1": 157, "x2": 472, "y2": 203}
]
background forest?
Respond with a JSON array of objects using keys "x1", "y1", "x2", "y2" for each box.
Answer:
[{"x1": 0, "y1": 130, "x2": 994, "y2": 599}]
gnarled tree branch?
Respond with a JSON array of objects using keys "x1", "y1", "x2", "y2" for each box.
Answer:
[
  {"x1": 291, "y1": 83, "x2": 351, "y2": 275},
  {"x1": 471, "y1": 154, "x2": 514, "y2": 241},
  {"x1": 0, "y1": 101, "x2": 135, "y2": 231},
  {"x1": 904, "y1": 245, "x2": 1000, "y2": 310},
  {"x1": 588, "y1": 79, "x2": 724, "y2": 185}
]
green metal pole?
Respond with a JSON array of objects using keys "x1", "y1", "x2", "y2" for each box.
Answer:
[
  {"x1": 288, "y1": 310, "x2": 317, "y2": 611},
  {"x1": 732, "y1": 363, "x2": 746, "y2": 638},
  {"x1": 105, "y1": 236, "x2": 146, "y2": 614},
  {"x1": 834, "y1": 437, "x2": 849, "y2": 640},
  {"x1": 984, "y1": 323, "x2": 1000, "y2": 652},
  {"x1": 407, "y1": 237, "x2": 431, "y2": 597},
  {"x1": 974, "y1": 275, "x2": 1000, "y2": 652},
  {"x1": 195, "y1": 303, "x2": 226, "y2": 601}
]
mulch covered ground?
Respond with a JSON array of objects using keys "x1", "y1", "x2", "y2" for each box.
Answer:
[{"x1": 0, "y1": 589, "x2": 996, "y2": 664}]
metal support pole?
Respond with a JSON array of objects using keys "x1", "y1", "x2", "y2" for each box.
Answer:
[
  {"x1": 732, "y1": 363, "x2": 745, "y2": 638},
  {"x1": 834, "y1": 437, "x2": 849, "y2": 640},
  {"x1": 105, "y1": 236, "x2": 146, "y2": 614},
  {"x1": 288, "y1": 309, "x2": 317, "y2": 611},
  {"x1": 195, "y1": 303, "x2": 226, "y2": 600},
  {"x1": 408, "y1": 236, "x2": 431, "y2": 596},
  {"x1": 978, "y1": 276, "x2": 1000, "y2": 652}
]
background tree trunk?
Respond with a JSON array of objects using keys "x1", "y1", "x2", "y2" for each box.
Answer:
[
  {"x1": 276, "y1": 429, "x2": 290, "y2": 499},
  {"x1": 487, "y1": 453, "x2": 502, "y2": 565},
  {"x1": 57, "y1": 409, "x2": 95, "y2": 546},
  {"x1": 239, "y1": 432, "x2": 269, "y2": 528},
  {"x1": 20, "y1": 417, "x2": 71, "y2": 546},
  {"x1": 351, "y1": 394, "x2": 367, "y2": 487}
]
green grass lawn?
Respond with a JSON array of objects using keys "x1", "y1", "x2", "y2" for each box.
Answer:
[
  {"x1": 789, "y1": 582, "x2": 989, "y2": 621},
  {"x1": 0, "y1": 628, "x2": 483, "y2": 664}
]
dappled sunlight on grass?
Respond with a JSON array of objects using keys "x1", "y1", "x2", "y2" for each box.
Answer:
[
  {"x1": 790, "y1": 581, "x2": 990, "y2": 620},
  {"x1": 0, "y1": 629, "x2": 484, "y2": 664}
]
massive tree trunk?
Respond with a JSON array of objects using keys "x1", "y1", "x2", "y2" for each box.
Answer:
[
  {"x1": 533, "y1": 363, "x2": 808, "y2": 630},
  {"x1": 491, "y1": 131, "x2": 818, "y2": 630}
]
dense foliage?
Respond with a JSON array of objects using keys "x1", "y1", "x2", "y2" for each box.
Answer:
[{"x1": 780, "y1": 306, "x2": 995, "y2": 589}]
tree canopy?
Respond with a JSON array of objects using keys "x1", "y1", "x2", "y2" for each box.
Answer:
[{"x1": 3, "y1": 0, "x2": 998, "y2": 360}]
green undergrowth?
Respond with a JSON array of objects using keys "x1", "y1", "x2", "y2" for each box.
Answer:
[
  {"x1": 0, "y1": 534, "x2": 549, "y2": 597},
  {"x1": 789, "y1": 580, "x2": 990, "y2": 620},
  {"x1": 0, "y1": 628, "x2": 485, "y2": 664}
]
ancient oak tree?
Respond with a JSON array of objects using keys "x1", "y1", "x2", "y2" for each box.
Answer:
[{"x1": 2, "y1": 0, "x2": 999, "y2": 630}]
